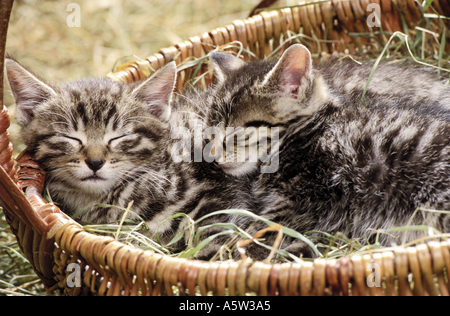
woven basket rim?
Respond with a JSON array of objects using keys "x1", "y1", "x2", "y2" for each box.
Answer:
[{"x1": 1, "y1": 0, "x2": 450, "y2": 296}]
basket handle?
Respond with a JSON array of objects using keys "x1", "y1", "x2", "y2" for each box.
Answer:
[
  {"x1": 0, "y1": 1, "x2": 14, "y2": 96},
  {"x1": 0, "y1": 0, "x2": 68, "y2": 236},
  {"x1": 0, "y1": 111, "x2": 69, "y2": 236}
]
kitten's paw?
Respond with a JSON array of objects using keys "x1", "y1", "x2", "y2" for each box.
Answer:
[{"x1": 283, "y1": 242, "x2": 317, "y2": 259}]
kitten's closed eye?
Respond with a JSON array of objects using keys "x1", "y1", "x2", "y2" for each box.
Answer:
[
  {"x1": 107, "y1": 134, "x2": 131, "y2": 147},
  {"x1": 60, "y1": 135, "x2": 83, "y2": 145},
  {"x1": 108, "y1": 133, "x2": 148, "y2": 152},
  {"x1": 49, "y1": 134, "x2": 83, "y2": 151},
  {"x1": 6, "y1": 57, "x2": 182, "y2": 230}
]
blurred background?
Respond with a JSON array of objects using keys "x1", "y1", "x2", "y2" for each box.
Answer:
[{"x1": 3, "y1": 0, "x2": 296, "y2": 153}]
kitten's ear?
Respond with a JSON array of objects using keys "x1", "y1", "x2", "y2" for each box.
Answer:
[
  {"x1": 262, "y1": 44, "x2": 312, "y2": 99},
  {"x1": 210, "y1": 52, "x2": 245, "y2": 84},
  {"x1": 132, "y1": 61, "x2": 177, "y2": 122},
  {"x1": 5, "y1": 56, "x2": 57, "y2": 126}
]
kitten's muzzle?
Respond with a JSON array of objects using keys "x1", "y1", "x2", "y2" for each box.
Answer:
[
  {"x1": 85, "y1": 158, "x2": 106, "y2": 172},
  {"x1": 81, "y1": 174, "x2": 105, "y2": 181}
]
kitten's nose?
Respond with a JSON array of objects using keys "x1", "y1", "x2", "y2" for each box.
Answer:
[{"x1": 85, "y1": 159, "x2": 105, "y2": 172}]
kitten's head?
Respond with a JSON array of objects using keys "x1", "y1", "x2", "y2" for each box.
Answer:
[
  {"x1": 5, "y1": 57, "x2": 177, "y2": 197},
  {"x1": 206, "y1": 44, "x2": 319, "y2": 177}
]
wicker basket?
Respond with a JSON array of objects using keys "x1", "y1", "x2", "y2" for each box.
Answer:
[{"x1": 1, "y1": 0, "x2": 450, "y2": 296}]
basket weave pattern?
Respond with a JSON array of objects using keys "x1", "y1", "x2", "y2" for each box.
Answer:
[{"x1": 1, "y1": 0, "x2": 450, "y2": 295}]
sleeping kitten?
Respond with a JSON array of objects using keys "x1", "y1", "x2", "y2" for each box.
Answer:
[
  {"x1": 5, "y1": 57, "x2": 255, "y2": 259},
  {"x1": 206, "y1": 44, "x2": 450, "y2": 255},
  {"x1": 6, "y1": 57, "x2": 179, "y2": 224}
]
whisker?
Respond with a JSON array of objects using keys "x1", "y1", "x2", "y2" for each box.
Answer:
[
  {"x1": 52, "y1": 102, "x2": 77, "y2": 127},
  {"x1": 47, "y1": 121, "x2": 69, "y2": 127},
  {"x1": 174, "y1": 92, "x2": 207, "y2": 117},
  {"x1": 40, "y1": 111, "x2": 70, "y2": 123},
  {"x1": 115, "y1": 170, "x2": 156, "y2": 200},
  {"x1": 120, "y1": 169, "x2": 169, "y2": 199},
  {"x1": 177, "y1": 110, "x2": 205, "y2": 122},
  {"x1": 114, "y1": 104, "x2": 157, "y2": 127},
  {"x1": 186, "y1": 82, "x2": 209, "y2": 109},
  {"x1": 123, "y1": 115, "x2": 165, "y2": 123},
  {"x1": 121, "y1": 119, "x2": 148, "y2": 128},
  {"x1": 135, "y1": 166, "x2": 174, "y2": 186}
]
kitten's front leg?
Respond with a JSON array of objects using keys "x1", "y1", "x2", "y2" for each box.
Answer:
[
  {"x1": 236, "y1": 228, "x2": 318, "y2": 261},
  {"x1": 282, "y1": 240, "x2": 318, "y2": 259}
]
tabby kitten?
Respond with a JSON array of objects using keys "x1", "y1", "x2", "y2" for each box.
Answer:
[
  {"x1": 5, "y1": 57, "x2": 255, "y2": 259},
  {"x1": 206, "y1": 44, "x2": 450, "y2": 255},
  {"x1": 6, "y1": 57, "x2": 181, "y2": 225}
]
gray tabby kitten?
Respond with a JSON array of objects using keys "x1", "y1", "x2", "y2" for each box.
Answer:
[
  {"x1": 206, "y1": 44, "x2": 450, "y2": 256},
  {"x1": 5, "y1": 57, "x2": 254, "y2": 259}
]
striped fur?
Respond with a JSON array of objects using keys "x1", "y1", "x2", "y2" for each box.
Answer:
[
  {"x1": 206, "y1": 44, "x2": 450, "y2": 257},
  {"x1": 6, "y1": 58, "x2": 180, "y2": 226},
  {"x1": 5, "y1": 57, "x2": 256, "y2": 260}
]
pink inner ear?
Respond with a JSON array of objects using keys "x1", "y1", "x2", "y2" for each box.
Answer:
[
  {"x1": 134, "y1": 62, "x2": 177, "y2": 120},
  {"x1": 282, "y1": 62, "x2": 309, "y2": 99},
  {"x1": 281, "y1": 67, "x2": 305, "y2": 99},
  {"x1": 276, "y1": 45, "x2": 311, "y2": 99},
  {"x1": 283, "y1": 84, "x2": 300, "y2": 99}
]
